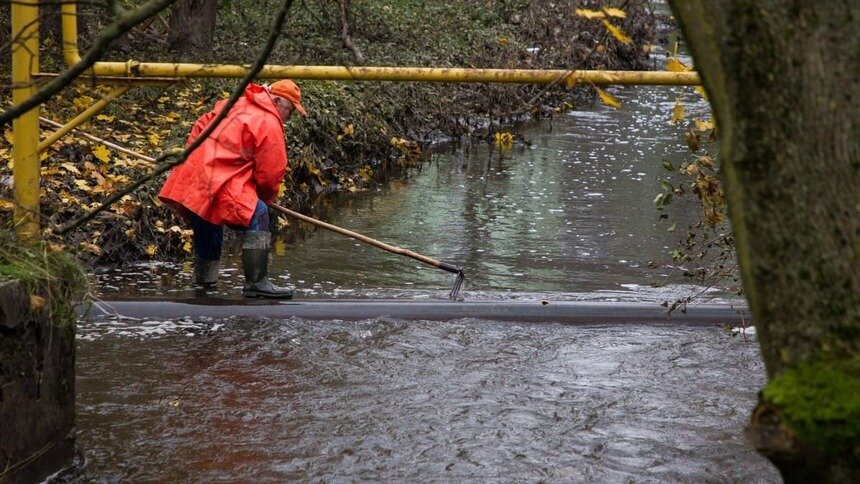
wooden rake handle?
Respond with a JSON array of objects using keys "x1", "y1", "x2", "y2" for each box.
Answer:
[{"x1": 268, "y1": 203, "x2": 463, "y2": 275}]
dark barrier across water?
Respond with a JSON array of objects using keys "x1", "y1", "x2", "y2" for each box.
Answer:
[{"x1": 84, "y1": 299, "x2": 749, "y2": 326}]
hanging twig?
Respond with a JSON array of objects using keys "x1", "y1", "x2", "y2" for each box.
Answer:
[
  {"x1": 339, "y1": 0, "x2": 364, "y2": 64},
  {"x1": 55, "y1": 0, "x2": 296, "y2": 235}
]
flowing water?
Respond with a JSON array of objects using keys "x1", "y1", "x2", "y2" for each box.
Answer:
[{"x1": 73, "y1": 83, "x2": 779, "y2": 481}]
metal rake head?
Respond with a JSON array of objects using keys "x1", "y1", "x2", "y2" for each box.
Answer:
[{"x1": 448, "y1": 270, "x2": 466, "y2": 301}]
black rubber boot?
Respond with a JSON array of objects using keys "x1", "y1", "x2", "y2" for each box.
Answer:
[
  {"x1": 242, "y1": 231, "x2": 293, "y2": 299},
  {"x1": 194, "y1": 257, "x2": 220, "y2": 288}
]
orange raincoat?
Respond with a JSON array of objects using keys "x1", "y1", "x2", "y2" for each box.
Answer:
[{"x1": 159, "y1": 83, "x2": 288, "y2": 227}]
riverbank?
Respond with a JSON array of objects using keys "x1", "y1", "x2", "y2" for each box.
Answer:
[
  {"x1": 0, "y1": 1, "x2": 662, "y2": 265},
  {"x1": 0, "y1": 234, "x2": 86, "y2": 482}
]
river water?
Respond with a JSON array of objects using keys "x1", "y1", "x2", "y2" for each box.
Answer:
[{"x1": 73, "y1": 83, "x2": 779, "y2": 481}]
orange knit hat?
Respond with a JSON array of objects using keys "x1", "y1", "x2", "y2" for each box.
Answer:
[{"x1": 269, "y1": 79, "x2": 307, "y2": 115}]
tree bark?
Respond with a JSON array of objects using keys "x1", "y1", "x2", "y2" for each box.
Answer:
[
  {"x1": 167, "y1": 0, "x2": 219, "y2": 59},
  {"x1": 668, "y1": 1, "x2": 859, "y2": 481}
]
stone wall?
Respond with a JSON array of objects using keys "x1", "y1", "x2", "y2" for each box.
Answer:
[{"x1": 0, "y1": 280, "x2": 75, "y2": 483}]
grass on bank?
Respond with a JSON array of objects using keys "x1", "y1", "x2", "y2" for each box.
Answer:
[{"x1": 0, "y1": 231, "x2": 88, "y2": 324}]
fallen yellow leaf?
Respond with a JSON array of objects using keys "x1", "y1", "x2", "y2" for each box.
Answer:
[
  {"x1": 30, "y1": 295, "x2": 46, "y2": 311},
  {"x1": 145, "y1": 245, "x2": 158, "y2": 256},
  {"x1": 92, "y1": 145, "x2": 111, "y2": 163},
  {"x1": 274, "y1": 239, "x2": 286, "y2": 257},
  {"x1": 596, "y1": 87, "x2": 621, "y2": 109},
  {"x1": 358, "y1": 165, "x2": 374, "y2": 181},
  {"x1": 73, "y1": 95, "x2": 95, "y2": 112},
  {"x1": 694, "y1": 118, "x2": 716, "y2": 132},
  {"x1": 79, "y1": 241, "x2": 102, "y2": 255},
  {"x1": 75, "y1": 179, "x2": 92, "y2": 192},
  {"x1": 60, "y1": 162, "x2": 81, "y2": 174}
]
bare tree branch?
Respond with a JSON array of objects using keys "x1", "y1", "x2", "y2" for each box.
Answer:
[
  {"x1": 339, "y1": 0, "x2": 364, "y2": 64},
  {"x1": 56, "y1": 0, "x2": 296, "y2": 235},
  {"x1": 0, "y1": 0, "x2": 180, "y2": 127}
]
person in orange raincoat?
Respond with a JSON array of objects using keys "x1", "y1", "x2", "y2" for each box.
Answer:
[{"x1": 159, "y1": 79, "x2": 307, "y2": 299}]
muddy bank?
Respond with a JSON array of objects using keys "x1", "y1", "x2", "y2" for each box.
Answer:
[{"x1": 0, "y1": 1, "x2": 662, "y2": 265}]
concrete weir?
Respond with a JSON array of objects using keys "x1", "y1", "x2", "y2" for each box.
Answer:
[{"x1": 85, "y1": 299, "x2": 749, "y2": 326}]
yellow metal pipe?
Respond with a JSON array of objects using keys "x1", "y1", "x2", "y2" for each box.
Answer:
[
  {"x1": 84, "y1": 62, "x2": 702, "y2": 85},
  {"x1": 11, "y1": 0, "x2": 40, "y2": 240},
  {"x1": 61, "y1": 2, "x2": 700, "y2": 86},
  {"x1": 38, "y1": 85, "x2": 131, "y2": 152},
  {"x1": 61, "y1": 1, "x2": 80, "y2": 70}
]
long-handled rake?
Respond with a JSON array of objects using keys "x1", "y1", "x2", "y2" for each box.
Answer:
[{"x1": 269, "y1": 203, "x2": 465, "y2": 300}]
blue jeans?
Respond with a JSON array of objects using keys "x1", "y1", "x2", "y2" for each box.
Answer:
[{"x1": 190, "y1": 200, "x2": 270, "y2": 260}]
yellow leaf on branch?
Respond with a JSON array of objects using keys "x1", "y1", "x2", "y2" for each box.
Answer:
[
  {"x1": 494, "y1": 132, "x2": 514, "y2": 150},
  {"x1": 667, "y1": 57, "x2": 691, "y2": 72},
  {"x1": 145, "y1": 245, "x2": 158, "y2": 256},
  {"x1": 575, "y1": 8, "x2": 605, "y2": 19},
  {"x1": 596, "y1": 87, "x2": 621, "y2": 109},
  {"x1": 601, "y1": 19, "x2": 632, "y2": 44},
  {"x1": 671, "y1": 101, "x2": 686, "y2": 124},
  {"x1": 602, "y1": 7, "x2": 626, "y2": 18}
]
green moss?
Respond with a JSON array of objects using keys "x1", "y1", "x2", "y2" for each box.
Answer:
[{"x1": 762, "y1": 357, "x2": 860, "y2": 452}]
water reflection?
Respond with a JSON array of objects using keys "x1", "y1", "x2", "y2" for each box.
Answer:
[{"x1": 96, "y1": 85, "x2": 730, "y2": 304}]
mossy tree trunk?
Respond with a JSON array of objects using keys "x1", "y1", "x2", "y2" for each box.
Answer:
[{"x1": 668, "y1": 1, "x2": 859, "y2": 481}]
